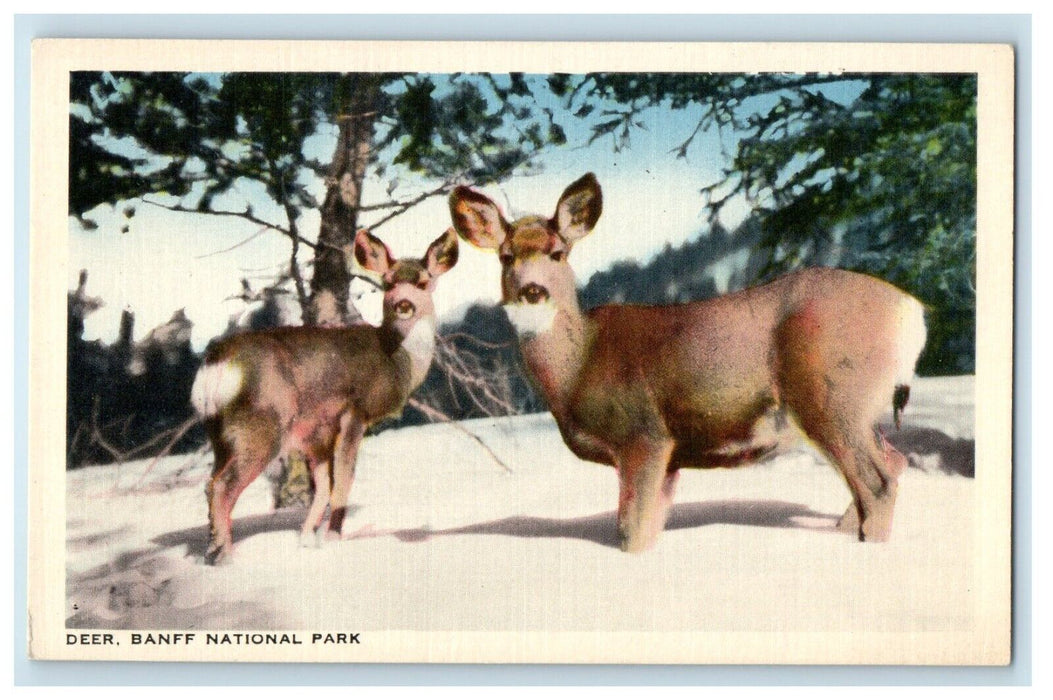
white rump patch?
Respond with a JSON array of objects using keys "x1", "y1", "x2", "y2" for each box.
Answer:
[
  {"x1": 503, "y1": 302, "x2": 558, "y2": 339},
  {"x1": 895, "y1": 296, "x2": 928, "y2": 386},
  {"x1": 190, "y1": 361, "x2": 244, "y2": 417}
]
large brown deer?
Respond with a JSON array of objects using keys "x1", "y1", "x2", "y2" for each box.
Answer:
[
  {"x1": 190, "y1": 228, "x2": 458, "y2": 564},
  {"x1": 450, "y1": 174, "x2": 926, "y2": 552}
]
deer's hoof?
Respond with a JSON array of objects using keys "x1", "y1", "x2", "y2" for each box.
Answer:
[
  {"x1": 858, "y1": 500, "x2": 895, "y2": 543},
  {"x1": 859, "y1": 520, "x2": 892, "y2": 543},
  {"x1": 617, "y1": 526, "x2": 657, "y2": 554},
  {"x1": 204, "y1": 543, "x2": 231, "y2": 566}
]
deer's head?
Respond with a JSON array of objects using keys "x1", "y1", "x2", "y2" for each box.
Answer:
[
  {"x1": 353, "y1": 228, "x2": 459, "y2": 339},
  {"x1": 449, "y1": 174, "x2": 602, "y2": 337}
]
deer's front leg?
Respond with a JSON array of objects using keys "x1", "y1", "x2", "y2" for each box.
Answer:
[
  {"x1": 323, "y1": 412, "x2": 366, "y2": 541},
  {"x1": 616, "y1": 436, "x2": 675, "y2": 553}
]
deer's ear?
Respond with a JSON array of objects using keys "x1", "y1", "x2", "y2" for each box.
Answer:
[
  {"x1": 424, "y1": 228, "x2": 459, "y2": 278},
  {"x1": 554, "y1": 173, "x2": 602, "y2": 243},
  {"x1": 353, "y1": 229, "x2": 394, "y2": 275},
  {"x1": 449, "y1": 186, "x2": 507, "y2": 250}
]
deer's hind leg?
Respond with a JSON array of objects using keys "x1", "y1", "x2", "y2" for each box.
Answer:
[
  {"x1": 817, "y1": 430, "x2": 899, "y2": 542},
  {"x1": 833, "y1": 430, "x2": 909, "y2": 534},
  {"x1": 774, "y1": 307, "x2": 901, "y2": 542},
  {"x1": 205, "y1": 439, "x2": 236, "y2": 565},
  {"x1": 205, "y1": 414, "x2": 280, "y2": 564},
  {"x1": 784, "y1": 389, "x2": 898, "y2": 541},
  {"x1": 299, "y1": 459, "x2": 331, "y2": 548}
]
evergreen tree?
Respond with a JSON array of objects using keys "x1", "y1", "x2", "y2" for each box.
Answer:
[
  {"x1": 555, "y1": 73, "x2": 976, "y2": 373},
  {"x1": 70, "y1": 71, "x2": 562, "y2": 324}
]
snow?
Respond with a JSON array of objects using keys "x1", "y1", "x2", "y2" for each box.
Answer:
[{"x1": 65, "y1": 376, "x2": 980, "y2": 647}]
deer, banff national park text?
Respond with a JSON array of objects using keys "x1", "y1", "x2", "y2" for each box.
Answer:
[{"x1": 66, "y1": 633, "x2": 361, "y2": 645}]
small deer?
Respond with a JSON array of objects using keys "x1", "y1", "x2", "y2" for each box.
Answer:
[
  {"x1": 190, "y1": 228, "x2": 458, "y2": 564},
  {"x1": 450, "y1": 174, "x2": 926, "y2": 552}
]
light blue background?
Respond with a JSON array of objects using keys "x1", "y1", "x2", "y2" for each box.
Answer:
[{"x1": 13, "y1": 13, "x2": 1032, "y2": 686}]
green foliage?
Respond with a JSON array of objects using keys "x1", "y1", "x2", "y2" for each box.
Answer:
[
  {"x1": 70, "y1": 70, "x2": 978, "y2": 377},
  {"x1": 70, "y1": 72, "x2": 328, "y2": 222},
  {"x1": 560, "y1": 73, "x2": 977, "y2": 375},
  {"x1": 69, "y1": 71, "x2": 560, "y2": 223},
  {"x1": 69, "y1": 72, "x2": 208, "y2": 220},
  {"x1": 385, "y1": 75, "x2": 543, "y2": 180}
]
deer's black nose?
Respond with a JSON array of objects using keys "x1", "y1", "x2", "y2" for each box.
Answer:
[{"x1": 518, "y1": 284, "x2": 550, "y2": 305}]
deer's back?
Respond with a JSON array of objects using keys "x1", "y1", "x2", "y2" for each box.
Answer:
[
  {"x1": 204, "y1": 325, "x2": 407, "y2": 423},
  {"x1": 573, "y1": 268, "x2": 919, "y2": 451}
]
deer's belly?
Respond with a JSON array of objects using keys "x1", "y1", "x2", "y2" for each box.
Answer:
[
  {"x1": 667, "y1": 401, "x2": 801, "y2": 469},
  {"x1": 281, "y1": 398, "x2": 349, "y2": 459},
  {"x1": 559, "y1": 388, "x2": 800, "y2": 470}
]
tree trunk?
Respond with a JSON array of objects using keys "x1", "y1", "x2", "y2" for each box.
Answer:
[
  {"x1": 309, "y1": 73, "x2": 382, "y2": 327},
  {"x1": 277, "y1": 74, "x2": 382, "y2": 508}
]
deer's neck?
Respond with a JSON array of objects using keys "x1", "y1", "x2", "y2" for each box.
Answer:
[
  {"x1": 381, "y1": 316, "x2": 437, "y2": 393},
  {"x1": 516, "y1": 302, "x2": 593, "y2": 419}
]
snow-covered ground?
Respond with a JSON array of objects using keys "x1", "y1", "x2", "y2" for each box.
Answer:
[{"x1": 66, "y1": 376, "x2": 977, "y2": 639}]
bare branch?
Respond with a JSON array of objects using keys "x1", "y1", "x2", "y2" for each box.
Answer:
[
  {"x1": 365, "y1": 183, "x2": 454, "y2": 231},
  {"x1": 270, "y1": 158, "x2": 310, "y2": 314},
  {"x1": 288, "y1": 240, "x2": 308, "y2": 314},
  {"x1": 88, "y1": 399, "x2": 135, "y2": 464},
  {"x1": 407, "y1": 398, "x2": 512, "y2": 474},
  {"x1": 194, "y1": 226, "x2": 270, "y2": 259},
  {"x1": 66, "y1": 422, "x2": 87, "y2": 465},
  {"x1": 334, "y1": 110, "x2": 379, "y2": 122},
  {"x1": 440, "y1": 332, "x2": 515, "y2": 350},
  {"x1": 429, "y1": 335, "x2": 519, "y2": 418},
  {"x1": 141, "y1": 198, "x2": 318, "y2": 251},
  {"x1": 129, "y1": 415, "x2": 203, "y2": 491},
  {"x1": 349, "y1": 272, "x2": 384, "y2": 290},
  {"x1": 88, "y1": 396, "x2": 200, "y2": 468},
  {"x1": 669, "y1": 109, "x2": 713, "y2": 159},
  {"x1": 224, "y1": 277, "x2": 293, "y2": 304}
]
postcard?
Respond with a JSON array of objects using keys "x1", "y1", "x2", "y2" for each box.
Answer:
[{"x1": 28, "y1": 39, "x2": 1014, "y2": 663}]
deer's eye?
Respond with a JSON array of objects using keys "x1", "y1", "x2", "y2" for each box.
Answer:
[
  {"x1": 518, "y1": 283, "x2": 550, "y2": 305},
  {"x1": 549, "y1": 250, "x2": 565, "y2": 262},
  {"x1": 393, "y1": 299, "x2": 416, "y2": 319}
]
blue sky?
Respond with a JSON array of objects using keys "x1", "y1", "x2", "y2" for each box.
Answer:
[{"x1": 69, "y1": 72, "x2": 866, "y2": 350}]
